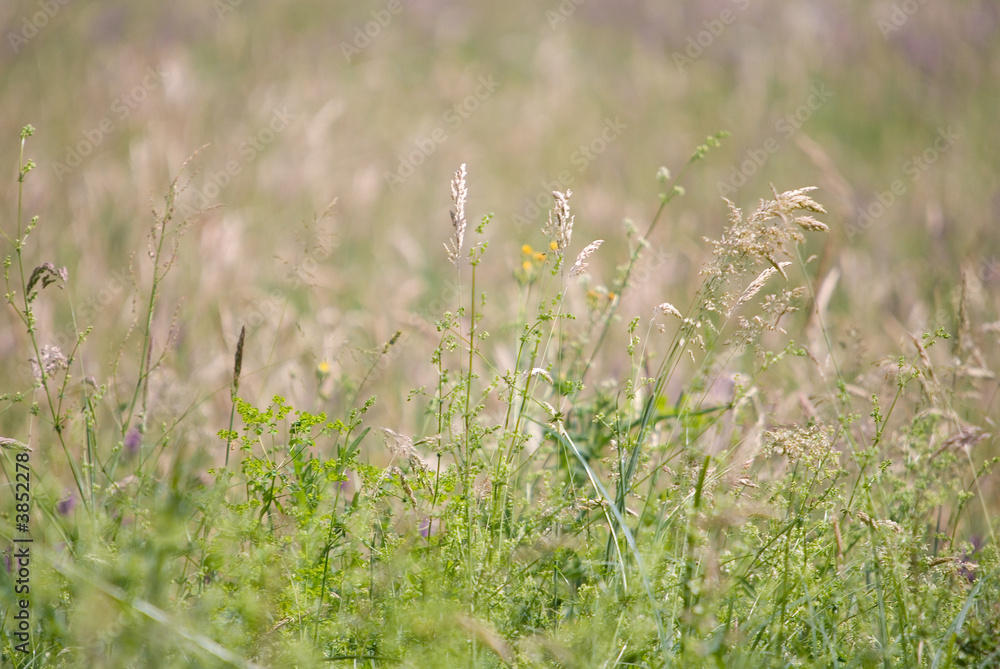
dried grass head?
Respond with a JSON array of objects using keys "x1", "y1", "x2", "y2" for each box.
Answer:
[
  {"x1": 445, "y1": 163, "x2": 468, "y2": 265},
  {"x1": 705, "y1": 186, "x2": 827, "y2": 281},
  {"x1": 543, "y1": 189, "x2": 574, "y2": 257}
]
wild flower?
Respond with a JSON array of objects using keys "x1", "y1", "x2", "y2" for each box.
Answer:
[
  {"x1": 124, "y1": 426, "x2": 142, "y2": 455},
  {"x1": 516, "y1": 243, "x2": 549, "y2": 284},
  {"x1": 57, "y1": 491, "x2": 77, "y2": 515},
  {"x1": 585, "y1": 285, "x2": 617, "y2": 310}
]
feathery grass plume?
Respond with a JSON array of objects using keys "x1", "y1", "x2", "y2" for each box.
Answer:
[
  {"x1": 0, "y1": 437, "x2": 32, "y2": 452},
  {"x1": 529, "y1": 367, "x2": 553, "y2": 383},
  {"x1": 656, "y1": 302, "x2": 682, "y2": 319},
  {"x1": 732, "y1": 262, "x2": 791, "y2": 314},
  {"x1": 706, "y1": 186, "x2": 827, "y2": 286},
  {"x1": 543, "y1": 189, "x2": 574, "y2": 258},
  {"x1": 570, "y1": 239, "x2": 603, "y2": 277},
  {"x1": 445, "y1": 163, "x2": 468, "y2": 264},
  {"x1": 929, "y1": 425, "x2": 990, "y2": 462},
  {"x1": 29, "y1": 344, "x2": 68, "y2": 383},
  {"x1": 768, "y1": 184, "x2": 829, "y2": 231}
]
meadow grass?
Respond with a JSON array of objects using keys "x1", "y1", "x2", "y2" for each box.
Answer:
[{"x1": 2, "y1": 124, "x2": 999, "y2": 668}]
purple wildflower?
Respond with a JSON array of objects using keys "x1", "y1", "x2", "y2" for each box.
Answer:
[
  {"x1": 57, "y1": 492, "x2": 77, "y2": 516},
  {"x1": 125, "y1": 427, "x2": 142, "y2": 455}
]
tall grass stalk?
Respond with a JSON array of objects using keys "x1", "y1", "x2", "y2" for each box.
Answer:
[{"x1": 3, "y1": 125, "x2": 87, "y2": 507}]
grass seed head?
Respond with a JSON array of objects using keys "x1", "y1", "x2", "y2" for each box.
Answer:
[
  {"x1": 232, "y1": 325, "x2": 246, "y2": 399},
  {"x1": 570, "y1": 239, "x2": 603, "y2": 277},
  {"x1": 445, "y1": 163, "x2": 468, "y2": 264},
  {"x1": 543, "y1": 189, "x2": 574, "y2": 257},
  {"x1": 656, "y1": 302, "x2": 682, "y2": 319}
]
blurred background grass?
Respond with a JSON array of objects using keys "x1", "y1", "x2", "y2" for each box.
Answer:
[{"x1": 2, "y1": 0, "x2": 998, "y2": 444}]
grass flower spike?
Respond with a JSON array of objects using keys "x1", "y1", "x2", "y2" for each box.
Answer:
[
  {"x1": 445, "y1": 163, "x2": 468, "y2": 264},
  {"x1": 570, "y1": 239, "x2": 603, "y2": 277},
  {"x1": 543, "y1": 189, "x2": 574, "y2": 258}
]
